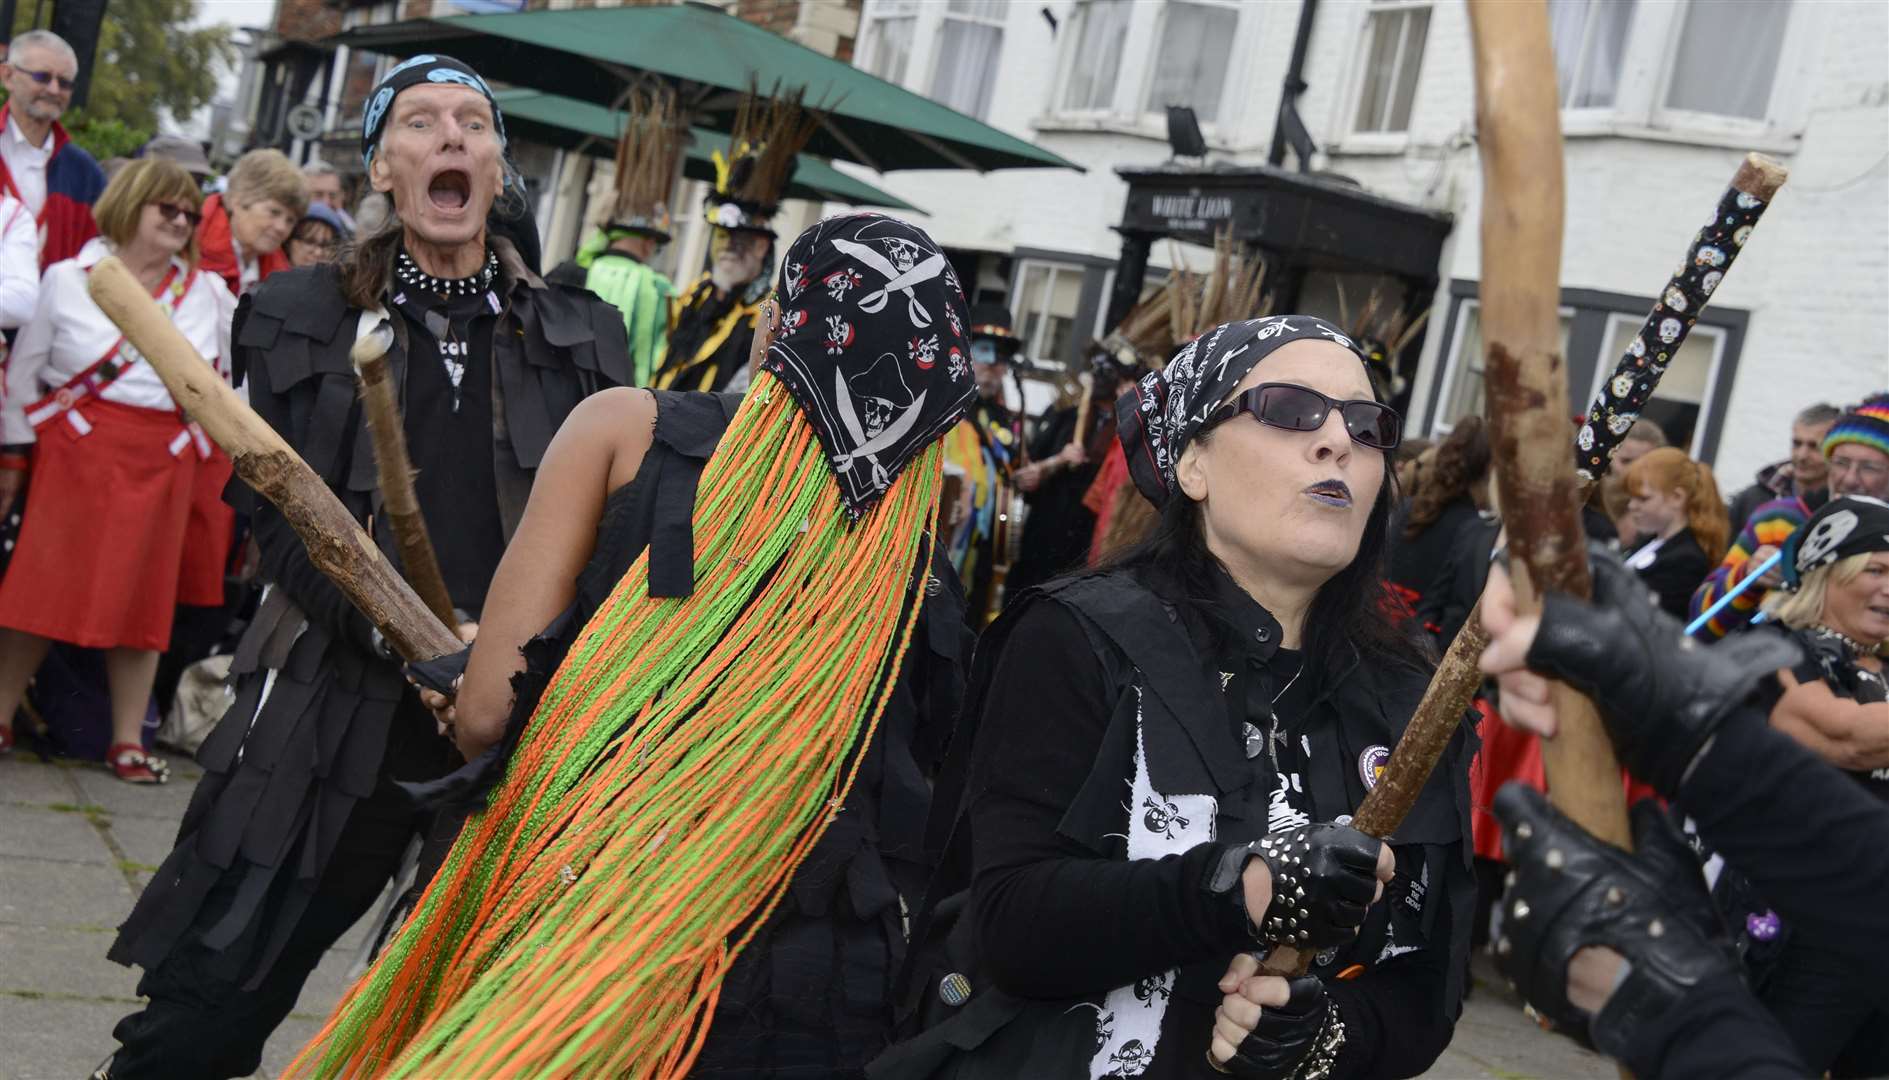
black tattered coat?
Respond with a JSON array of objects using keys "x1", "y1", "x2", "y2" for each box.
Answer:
[{"x1": 109, "y1": 240, "x2": 629, "y2": 987}]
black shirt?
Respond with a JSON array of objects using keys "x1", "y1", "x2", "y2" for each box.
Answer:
[{"x1": 395, "y1": 292, "x2": 506, "y2": 616}]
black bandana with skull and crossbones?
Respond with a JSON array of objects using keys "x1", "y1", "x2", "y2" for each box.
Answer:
[{"x1": 765, "y1": 213, "x2": 974, "y2": 517}]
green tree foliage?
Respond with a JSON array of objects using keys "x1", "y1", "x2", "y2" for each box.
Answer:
[{"x1": 6, "y1": 0, "x2": 234, "y2": 160}]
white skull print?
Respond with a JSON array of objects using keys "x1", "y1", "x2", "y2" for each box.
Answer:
[{"x1": 1798, "y1": 510, "x2": 1859, "y2": 570}]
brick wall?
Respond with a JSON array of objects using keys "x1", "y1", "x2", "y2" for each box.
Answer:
[{"x1": 274, "y1": 0, "x2": 341, "y2": 41}]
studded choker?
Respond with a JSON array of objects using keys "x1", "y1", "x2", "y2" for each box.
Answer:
[{"x1": 396, "y1": 248, "x2": 498, "y2": 297}]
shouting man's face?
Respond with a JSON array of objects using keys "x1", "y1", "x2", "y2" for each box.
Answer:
[{"x1": 369, "y1": 83, "x2": 505, "y2": 251}]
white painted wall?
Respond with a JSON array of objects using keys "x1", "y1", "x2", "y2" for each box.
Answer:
[{"x1": 854, "y1": 0, "x2": 1889, "y2": 486}]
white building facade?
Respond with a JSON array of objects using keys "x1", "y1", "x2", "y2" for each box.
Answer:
[{"x1": 850, "y1": 0, "x2": 1889, "y2": 487}]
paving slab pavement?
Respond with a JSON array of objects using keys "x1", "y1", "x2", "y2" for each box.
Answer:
[{"x1": 1, "y1": 751, "x2": 1613, "y2": 1079}]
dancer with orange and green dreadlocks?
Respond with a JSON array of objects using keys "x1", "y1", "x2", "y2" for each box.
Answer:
[{"x1": 286, "y1": 211, "x2": 976, "y2": 1078}]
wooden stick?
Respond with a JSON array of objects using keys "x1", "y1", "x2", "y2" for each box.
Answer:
[
  {"x1": 351, "y1": 324, "x2": 457, "y2": 628},
  {"x1": 86, "y1": 257, "x2": 462, "y2": 663},
  {"x1": 1464, "y1": 0, "x2": 1631, "y2": 849}
]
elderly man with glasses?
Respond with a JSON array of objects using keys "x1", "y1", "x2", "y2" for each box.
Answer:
[{"x1": 0, "y1": 28, "x2": 106, "y2": 268}]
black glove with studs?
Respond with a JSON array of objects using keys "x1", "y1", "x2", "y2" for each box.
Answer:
[
  {"x1": 1216, "y1": 975, "x2": 1345, "y2": 1080},
  {"x1": 1523, "y1": 550, "x2": 1802, "y2": 795},
  {"x1": 1205, "y1": 823, "x2": 1385, "y2": 950},
  {"x1": 1491, "y1": 783, "x2": 1738, "y2": 1061}
]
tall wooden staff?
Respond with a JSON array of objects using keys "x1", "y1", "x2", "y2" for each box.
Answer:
[
  {"x1": 87, "y1": 258, "x2": 462, "y2": 663},
  {"x1": 351, "y1": 322, "x2": 458, "y2": 628}
]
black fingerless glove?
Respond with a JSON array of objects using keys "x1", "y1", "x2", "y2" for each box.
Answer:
[
  {"x1": 1523, "y1": 550, "x2": 1802, "y2": 794},
  {"x1": 1219, "y1": 975, "x2": 1345, "y2": 1080},
  {"x1": 1204, "y1": 823, "x2": 1384, "y2": 950},
  {"x1": 1492, "y1": 783, "x2": 1739, "y2": 1061}
]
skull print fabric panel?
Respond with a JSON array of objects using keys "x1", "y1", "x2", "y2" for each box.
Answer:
[
  {"x1": 763, "y1": 213, "x2": 975, "y2": 518},
  {"x1": 1087, "y1": 688, "x2": 1217, "y2": 1079}
]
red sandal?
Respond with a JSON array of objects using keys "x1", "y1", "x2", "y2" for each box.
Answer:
[{"x1": 108, "y1": 743, "x2": 170, "y2": 785}]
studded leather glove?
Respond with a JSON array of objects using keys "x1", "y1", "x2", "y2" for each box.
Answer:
[
  {"x1": 1205, "y1": 823, "x2": 1385, "y2": 950},
  {"x1": 1215, "y1": 975, "x2": 1345, "y2": 1080},
  {"x1": 1523, "y1": 549, "x2": 1802, "y2": 795},
  {"x1": 1491, "y1": 783, "x2": 1738, "y2": 1060}
]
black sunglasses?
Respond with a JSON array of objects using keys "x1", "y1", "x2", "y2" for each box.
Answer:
[
  {"x1": 1204, "y1": 383, "x2": 1403, "y2": 450},
  {"x1": 152, "y1": 202, "x2": 203, "y2": 229},
  {"x1": 11, "y1": 67, "x2": 76, "y2": 92}
]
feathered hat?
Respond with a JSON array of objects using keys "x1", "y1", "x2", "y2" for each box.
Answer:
[
  {"x1": 704, "y1": 84, "x2": 823, "y2": 238},
  {"x1": 606, "y1": 83, "x2": 685, "y2": 243}
]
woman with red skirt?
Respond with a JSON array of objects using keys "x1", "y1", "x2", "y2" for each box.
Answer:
[{"x1": 0, "y1": 158, "x2": 236, "y2": 782}]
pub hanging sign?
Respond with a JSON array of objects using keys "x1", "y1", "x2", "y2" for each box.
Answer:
[{"x1": 1121, "y1": 183, "x2": 1257, "y2": 237}]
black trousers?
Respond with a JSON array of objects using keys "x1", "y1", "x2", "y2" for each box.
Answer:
[
  {"x1": 1761, "y1": 935, "x2": 1889, "y2": 1078},
  {"x1": 107, "y1": 780, "x2": 423, "y2": 1080}
]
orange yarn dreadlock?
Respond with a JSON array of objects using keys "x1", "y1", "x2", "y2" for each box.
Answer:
[{"x1": 288, "y1": 369, "x2": 943, "y2": 1078}]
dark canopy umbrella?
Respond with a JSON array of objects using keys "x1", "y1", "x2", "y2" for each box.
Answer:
[
  {"x1": 330, "y1": 2, "x2": 1081, "y2": 173},
  {"x1": 492, "y1": 90, "x2": 922, "y2": 212}
]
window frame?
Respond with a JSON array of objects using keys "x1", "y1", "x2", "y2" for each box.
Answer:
[
  {"x1": 1583, "y1": 312, "x2": 1728, "y2": 458},
  {"x1": 1340, "y1": 0, "x2": 1434, "y2": 148},
  {"x1": 928, "y1": 0, "x2": 1009, "y2": 120},
  {"x1": 1552, "y1": 0, "x2": 1819, "y2": 150},
  {"x1": 1008, "y1": 257, "x2": 1090, "y2": 371},
  {"x1": 1421, "y1": 281, "x2": 1750, "y2": 466},
  {"x1": 1138, "y1": 0, "x2": 1245, "y2": 130},
  {"x1": 856, "y1": 0, "x2": 923, "y2": 89}
]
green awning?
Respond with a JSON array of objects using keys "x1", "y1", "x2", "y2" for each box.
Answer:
[
  {"x1": 331, "y1": 3, "x2": 1080, "y2": 173},
  {"x1": 492, "y1": 90, "x2": 919, "y2": 212}
]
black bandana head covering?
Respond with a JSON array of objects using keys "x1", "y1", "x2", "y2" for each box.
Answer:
[
  {"x1": 1115, "y1": 315, "x2": 1367, "y2": 507},
  {"x1": 1784, "y1": 495, "x2": 1889, "y2": 589},
  {"x1": 763, "y1": 212, "x2": 976, "y2": 518},
  {"x1": 361, "y1": 55, "x2": 507, "y2": 169}
]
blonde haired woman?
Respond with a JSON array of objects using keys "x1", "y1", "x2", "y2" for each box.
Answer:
[
  {"x1": 1727, "y1": 494, "x2": 1889, "y2": 1076},
  {"x1": 0, "y1": 158, "x2": 235, "y2": 779}
]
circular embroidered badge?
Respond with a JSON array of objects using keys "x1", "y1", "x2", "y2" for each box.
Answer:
[{"x1": 1359, "y1": 745, "x2": 1391, "y2": 791}]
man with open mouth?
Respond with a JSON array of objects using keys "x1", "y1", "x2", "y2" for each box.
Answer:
[{"x1": 98, "y1": 55, "x2": 631, "y2": 1080}]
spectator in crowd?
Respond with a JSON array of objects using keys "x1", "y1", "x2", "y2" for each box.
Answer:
[
  {"x1": 1731, "y1": 495, "x2": 1889, "y2": 1075},
  {"x1": 1603, "y1": 419, "x2": 1668, "y2": 546},
  {"x1": 1389, "y1": 414, "x2": 1492, "y2": 636},
  {"x1": 0, "y1": 159, "x2": 235, "y2": 780},
  {"x1": 301, "y1": 158, "x2": 357, "y2": 231},
  {"x1": 197, "y1": 148, "x2": 305, "y2": 295},
  {"x1": 1692, "y1": 395, "x2": 1889, "y2": 638},
  {"x1": 1728, "y1": 403, "x2": 1839, "y2": 534},
  {"x1": 1621, "y1": 446, "x2": 1728, "y2": 618},
  {"x1": 136, "y1": 135, "x2": 213, "y2": 187},
  {"x1": 1393, "y1": 435, "x2": 1434, "y2": 496},
  {"x1": 0, "y1": 28, "x2": 106, "y2": 268},
  {"x1": 285, "y1": 202, "x2": 349, "y2": 268}
]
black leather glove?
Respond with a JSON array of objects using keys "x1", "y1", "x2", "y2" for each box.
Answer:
[
  {"x1": 1218, "y1": 975, "x2": 1344, "y2": 1079},
  {"x1": 1523, "y1": 549, "x2": 1802, "y2": 794},
  {"x1": 1204, "y1": 823, "x2": 1385, "y2": 949},
  {"x1": 1492, "y1": 783, "x2": 1739, "y2": 1061}
]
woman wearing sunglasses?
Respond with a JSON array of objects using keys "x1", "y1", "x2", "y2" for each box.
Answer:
[
  {"x1": 883, "y1": 317, "x2": 1474, "y2": 1079},
  {"x1": 0, "y1": 158, "x2": 236, "y2": 781}
]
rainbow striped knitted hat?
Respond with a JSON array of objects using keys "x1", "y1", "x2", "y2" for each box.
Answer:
[{"x1": 1823, "y1": 393, "x2": 1889, "y2": 460}]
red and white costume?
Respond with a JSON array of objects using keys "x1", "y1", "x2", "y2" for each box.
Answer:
[{"x1": 0, "y1": 238, "x2": 236, "y2": 650}]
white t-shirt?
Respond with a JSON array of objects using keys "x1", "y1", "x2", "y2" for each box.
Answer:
[
  {"x1": 0, "y1": 115, "x2": 53, "y2": 217},
  {"x1": 2, "y1": 238, "x2": 237, "y2": 443}
]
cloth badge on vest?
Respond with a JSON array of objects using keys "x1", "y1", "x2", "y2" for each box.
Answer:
[{"x1": 764, "y1": 213, "x2": 975, "y2": 518}]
